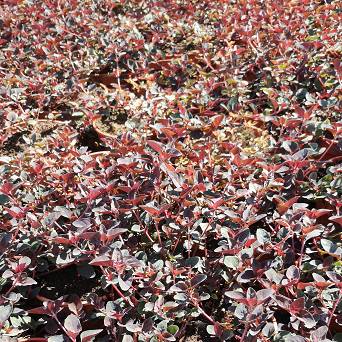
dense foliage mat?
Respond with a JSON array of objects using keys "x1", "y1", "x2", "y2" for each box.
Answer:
[{"x1": 0, "y1": 0, "x2": 341, "y2": 341}]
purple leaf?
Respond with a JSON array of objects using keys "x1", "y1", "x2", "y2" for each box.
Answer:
[
  {"x1": 106, "y1": 228, "x2": 128, "y2": 240},
  {"x1": 237, "y1": 269, "x2": 255, "y2": 283},
  {"x1": 286, "y1": 265, "x2": 300, "y2": 281},
  {"x1": 290, "y1": 297, "x2": 305, "y2": 315}
]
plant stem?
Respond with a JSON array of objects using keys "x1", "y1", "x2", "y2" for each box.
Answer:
[
  {"x1": 240, "y1": 322, "x2": 250, "y2": 342},
  {"x1": 327, "y1": 290, "x2": 342, "y2": 329},
  {"x1": 197, "y1": 306, "x2": 216, "y2": 325}
]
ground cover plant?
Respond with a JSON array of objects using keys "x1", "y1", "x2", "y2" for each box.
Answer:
[{"x1": 0, "y1": 0, "x2": 341, "y2": 341}]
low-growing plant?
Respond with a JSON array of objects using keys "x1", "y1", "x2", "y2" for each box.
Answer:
[{"x1": 0, "y1": 0, "x2": 341, "y2": 341}]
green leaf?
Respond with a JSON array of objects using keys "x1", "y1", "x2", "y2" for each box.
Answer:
[
  {"x1": 184, "y1": 256, "x2": 200, "y2": 267},
  {"x1": 77, "y1": 264, "x2": 96, "y2": 279},
  {"x1": 256, "y1": 229, "x2": 271, "y2": 245},
  {"x1": 224, "y1": 256, "x2": 239, "y2": 269},
  {"x1": 0, "y1": 194, "x2": 9, "y2": 205},
  {"x1": 167, "y1": 325, "x2": 179, "y2": 335},
  {"x1": 333, "y1": 333, "x2": 342, "y2": 342},
  {"x1": 206, "y1": 325, "x2": 215, "y2": 335}
]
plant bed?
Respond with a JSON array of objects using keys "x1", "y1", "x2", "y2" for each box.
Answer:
[{"x1": 0, "y1": 0, "x2": 341, "y2": 341}]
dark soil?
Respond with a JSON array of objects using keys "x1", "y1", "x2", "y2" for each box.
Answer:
[
  {"x1": 93, "y1": 108, "x2": 128, "y2": 136},
  {"x1": 0, "y1": 130, "x2": 28, "y2": 154},
  {"x1": 38, "y1": 264, "x2": 101, "y2": 300},
  {"x1": 77, "y1": 125, "x2": 108, "y2": 152},
  {"x1": 180, "y1": 323, "x2": 220, "y2": 342}
]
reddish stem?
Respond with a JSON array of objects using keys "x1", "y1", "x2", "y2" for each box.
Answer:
[
  {"x1": 240, "y1": 322, "x2": 250, "y2": 342},
  {"x1": 327, "y1": 290, "x2": 342, "y2": 329}
]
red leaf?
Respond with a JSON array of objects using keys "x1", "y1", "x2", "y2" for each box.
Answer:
[
  {"x1": 160, "y1": 162, "x2": 182, "y2": 188},
  {"x1": 89, "y1": 255, "x2": 112, "y2": 267},
  {"x1": 290, "y1": 297, "x2": 305, "y2": 315},
  {"x1": 1, "y1": 182, "x2": 13, "y2": 195},
  {"x1": 28, "y1": 306, "x2": 50, "y2": 315},
  {"x1": 105, "y1": 228, "x2": 128, "y2": 241},
  {"x1": 122, "y1": 195, "x2": 147, "y2": 205},
  {"x1": 6, "y1": 206, "x2": 25, "y2": 219},
  {"x1": 316, "y1": 281, "x2": 334, "y2": 289},
  {"x1": 172, "y1": 268, "x2": 187, "y2": 276},
  {"x1": 245, "y1": 238, "x2": 257, "y2": 248},
  {"x1": 308, "y1": 209, "x2": 332, "y2": 219},
  {"x1": 297, "y1": 282, "x2": 313, "y2": 290},
  {"x1": 211, "y1": 114, "x2": 224, "y2": 128},
  {"x1": 88, "y1": 188, "x2": 104, "y2": 201},
  {"x1": 274, "y1": 196, "x2": 300, "y2": 215},
  {"x1": 52, "y1": 237, "x2": 73, "y2": 245},
  {"x1": 195, "y1": 183, "x2": 206, "y2": 192},
  {"x1": 160, "y1": 127, "x2": 176, "y2": 138},
  {"x1": 140, "y1": 205, "x2": 160, "y2": 216},
  {"x1": 233, "y1": 155, "x2": 258, "y2": 167},
  {"x1": 329, "y1": 216, "x2": 342, "y2": 226},
  {"x1": 147, "y1": 140, "x2": 164, "y2": 153},
  {"x1": 210, "y1": 198, "x2": 224, "y2": 210}
]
